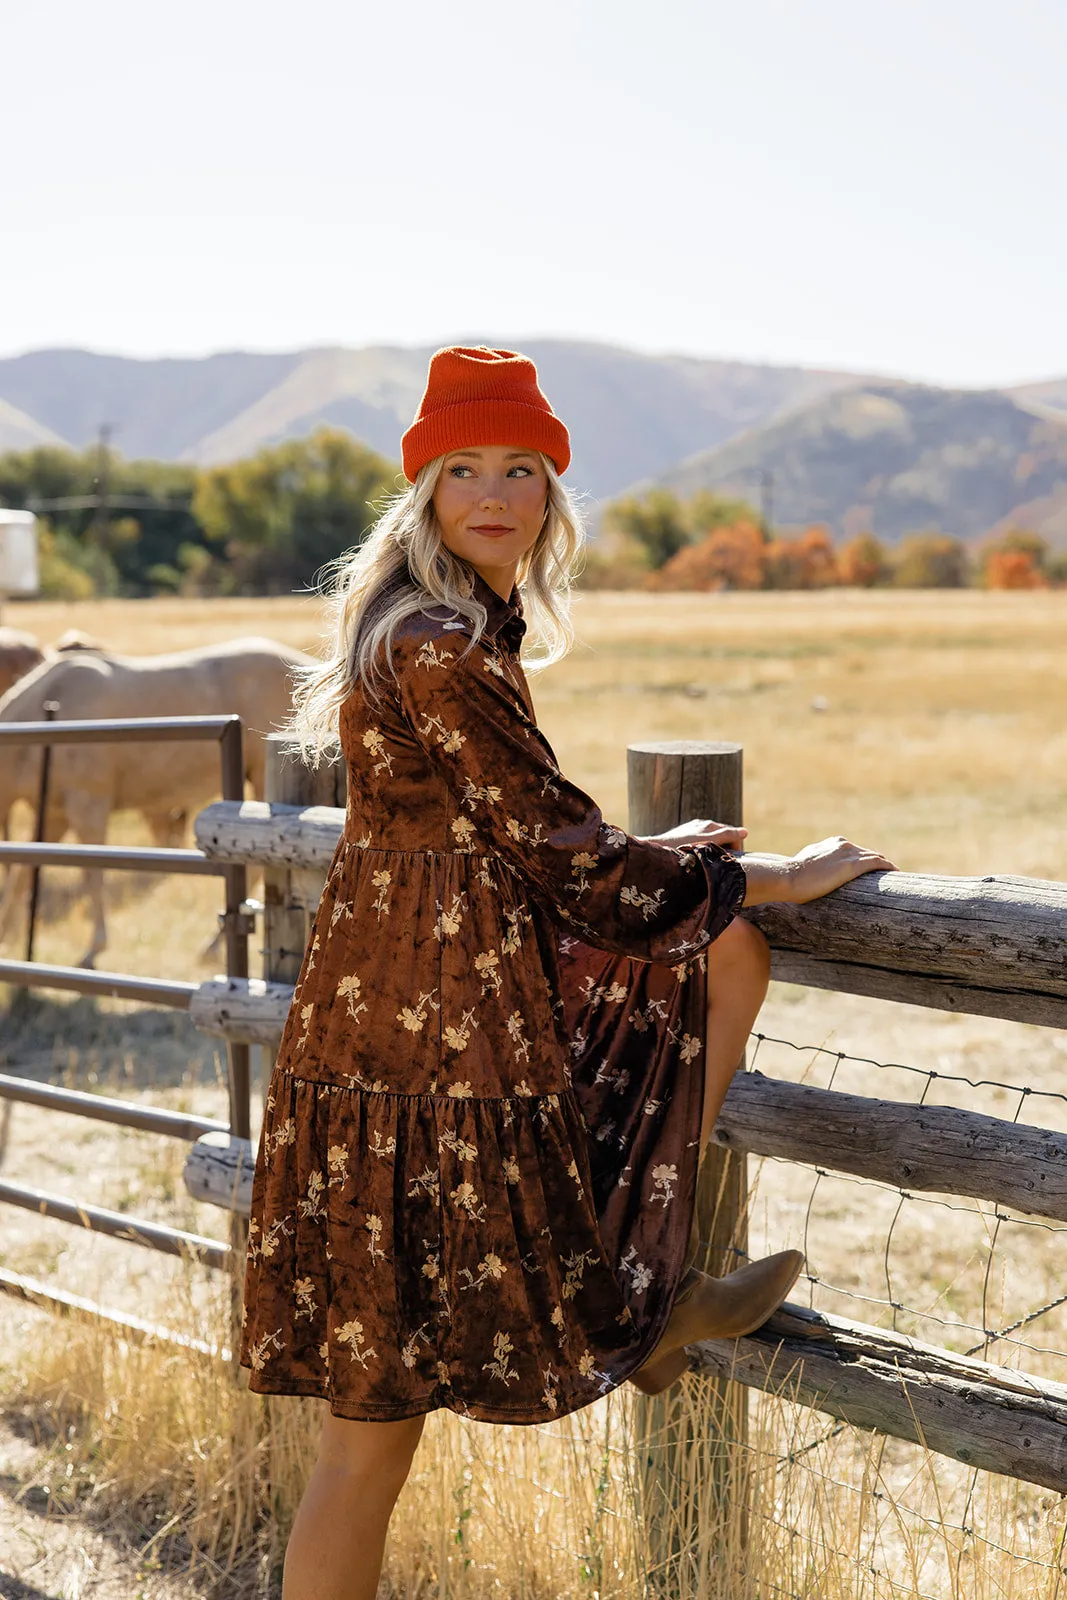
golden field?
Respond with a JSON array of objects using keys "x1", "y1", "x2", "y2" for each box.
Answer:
[{"x1": 1, "y1": 588, "x2": 1067, "y2": 1598}]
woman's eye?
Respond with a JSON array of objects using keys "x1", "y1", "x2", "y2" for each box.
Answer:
[
  {"x1": 449, "y1": 464, "x2": 474, "y2": 477},
  {"x1": 508, "y1": 465, "x2": 534, "y2": 477}
]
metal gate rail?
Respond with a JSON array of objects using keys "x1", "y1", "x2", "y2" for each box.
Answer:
[{"x1": 0, "y1": 714, "x2": 252, "y2": 1300}]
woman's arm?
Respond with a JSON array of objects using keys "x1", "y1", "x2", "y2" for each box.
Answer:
[
  {"x1": 392, "y1": 625, "x2": 745, "y2": 963},
  {"x1": 633, "y1": 820, "x2": 896, "y2": 905},
  {"x1": 738, "y1": 839, "x2": 896, "y2": 906}
]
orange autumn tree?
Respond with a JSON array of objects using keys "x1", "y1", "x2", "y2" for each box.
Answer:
[
  {"x1": 650, "y1": 518, "x2": 766, "y2": 591},
  {"x1": 838, "y1": 532, "x2": 890, "y2": 587},
  {"x1": 979, "y1": 530, "x2": 1050, "y2": 590},
  {"x1": 763, "y1": 525, "x2": 840, "y2": 589}
]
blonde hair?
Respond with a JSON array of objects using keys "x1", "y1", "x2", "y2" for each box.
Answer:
[{"x1": 288, "y1": 452, "x2": 584, "y2": 762}]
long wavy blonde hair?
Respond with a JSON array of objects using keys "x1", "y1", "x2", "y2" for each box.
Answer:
[{"x1": 288, "y1": 452, "x2": 585, "y2": 762}]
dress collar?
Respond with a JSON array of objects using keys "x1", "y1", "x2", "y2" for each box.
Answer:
[{"x1": 469, "y1": 567, "x2": 527, "y2": 653}]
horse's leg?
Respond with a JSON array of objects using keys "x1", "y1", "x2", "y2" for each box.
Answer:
[{"x1": 64, "y1": 792, "x2": 111, "y2": 968}]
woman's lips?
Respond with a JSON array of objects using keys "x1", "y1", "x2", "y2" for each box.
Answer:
[{"x1": 470, "y1": 524, "x2": 513, "y2": 536}]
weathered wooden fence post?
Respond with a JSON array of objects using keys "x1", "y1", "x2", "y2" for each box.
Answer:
[
  {"x1": 627, "y1": 739, "x2": 748, "y2": 1593},
  {"x1": 262, "y1": 731, "x2": 347, "y2": 1041}
]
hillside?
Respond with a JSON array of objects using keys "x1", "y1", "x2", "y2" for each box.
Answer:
[
  {"x1": 634, "y1": 384, "x2": 1067, "y2": 547},
  {"x1": 0, "y1": 342, "x2": 868, "y2": 500},
  {"x1": 0, "y1": 396, "x2": 64, "y2": 453}
]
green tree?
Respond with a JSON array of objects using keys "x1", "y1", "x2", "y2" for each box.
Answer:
[
  {"x1": 600, "y1": 490, "x2": 691, "y2": 570},
  {"x1": 193, "y1": 429, "x2": 398, "y2": 594},
  {"x1": 0, "y1": 444, "x2": 207, "y2": 596},
  {"x1": 686, "y1": 490, "x2": 763, "y2": 540},
  {"x1": 891, "y1": 532, "x2": 971, "y2": 588}
]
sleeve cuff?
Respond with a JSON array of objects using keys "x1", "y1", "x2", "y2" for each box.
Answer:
[{"x1": 694, "y1": 842, "x2": 748, "y2": 945}]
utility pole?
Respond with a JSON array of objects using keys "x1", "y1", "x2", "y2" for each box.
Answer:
[
  {"x1": 758, "y1": 468, "x2": 774, "y2": 539},
  {"x1": 89, "y1": 424, "x2": 112, "y2": 549}
]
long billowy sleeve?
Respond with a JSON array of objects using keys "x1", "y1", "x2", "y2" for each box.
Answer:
[{"x1": 395, "y1": 627, "x2": 746, "y2": 963}]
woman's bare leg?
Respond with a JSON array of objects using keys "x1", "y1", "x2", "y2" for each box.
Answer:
[
  {"x1": 283, "y1": 1409, "x2": 425, "y2": 1600},
  {"x1": 700, "y1": 916, "x2": 771, "y2": 1151}
]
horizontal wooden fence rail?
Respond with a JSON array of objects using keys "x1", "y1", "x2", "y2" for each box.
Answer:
[
  {"x1": 195, "y1": 799, "x2": 345, "y2": 870},
  {"x1": 190, "y1": 976, "x2": 297, "y2": 1044},
  {"x1": 184, "y1": 1062, "x2": 1067, "y2": 1229},
  {"x1": 745, "y1": 870, "x2": 1067, "y2": 1029},
  {"x1": 194, "y1": 803, "x2": 1067, "y2": 1031},
  {"x1": 714, "y1": 1070, "x2": 1067, "y2": 1224},
  {"x1": 688, "y1": 1300, "x2": 1067, "y2": 1495}
]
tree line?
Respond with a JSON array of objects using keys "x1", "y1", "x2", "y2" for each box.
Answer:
[
  {"x1": 587, "y1": 489, "x2": 1067, "y2": 591},
  {"x1": 0, "y1": 431, "x2": 398, "y2": 600},
  {"x1": 1, "y1": 436, "x2": 1063, "y2": 598}
]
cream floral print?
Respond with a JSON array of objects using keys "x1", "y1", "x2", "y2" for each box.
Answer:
[
  {"x1": 401, "y1": 1324, "x2": 433, "y2": 1368},
  {"x1": 336, "y1": 1319, "x2": 377, "y2": 1368},
  {"x1": 240, "y1": 567, "x2": 748, "y2": 1427},
  {"x1": 619, "y1": 883, "x2": 668, "y2": 920},
  {"x1": 293, "y1": 1277, "x2": 318, "y2": 1320},
  {"x1": 294, "y1": 1003, "x2": 313, "y2": 1049},
  {"x1": 506, "y1": 1010, "x2": 531, "y2": 1061},
  {"x1": 365, "y1": 1213, "x2": 386, "y2": 1262},
  {"x1": 415, "y1": 639, "x2": 454, "y2": 670},
  {"x1": 460, "y1": 777, "x2": 503, "y2": 810},
  {"x1": 483, "y1": 1331, "x2": 518, "y2": 1385},
  {"x1": 361, "y1": 726, "x2": 394, "y2": 777},
  {"x1": 419, "y1": 711, "x2": 466, "y2": 754},
  {"x1": 450, "y1": 1180, "x2": 487, "y2": 1221},
  {"x1": 440, "y1": 1128, "x2": 478, "y2": 1162},
  {"x1": 336, "y1": 973, "x2": 368, "y2": 1022},
  {"x1": 327, "y1": 1144, "x2": 350, "y2": 1182},
  {"x1": 299, "y1": 1171, "x2": 326, "y2": 1220},
  {"x1": 435, "y1": 894, "x2": 466, "y2": 940},
  {"x1": 397, "y1": 990, "x2": 437, "y2": 1032},
  {"x1": 474, "y1": 948, "x2": 502, "y2": 994},
  {"x1": 458, "y1": 1253, "x2": 507, "y2": 1293},
  {"x1": 369, "y1": 1128, "x2": 397, "y2": 1160},
  {"x1": 371, "y1": 868, "x2": 392, "y2": 921},
  {"x1": 650, "y1": 1163, "x2": 679, "y2": 1205},
  {"x1": 443, "y1": 1009, "x2": 478, "y2": 1053}
]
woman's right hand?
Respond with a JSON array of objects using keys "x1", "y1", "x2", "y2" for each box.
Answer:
[
  {"x1": 740, "y1": 838, "x2": 896, "y2": 906},
  {"x1": 786, "y1": 836, "x2": 897, "y2": 903}
]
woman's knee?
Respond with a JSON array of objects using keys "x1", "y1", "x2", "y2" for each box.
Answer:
[
  {"x1": 707, "y1": 914, "x2": 771, "y2": 987},
  {"x1": 317, "y1": 1411, "x2": 425, "y2": 1497}
]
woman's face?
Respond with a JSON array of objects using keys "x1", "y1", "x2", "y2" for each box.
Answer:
[{"x1": 432, "y1": 445, "x2": 549, "y2": 600}]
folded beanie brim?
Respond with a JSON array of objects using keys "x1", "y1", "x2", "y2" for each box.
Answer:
[{"x1": 400, "y1": 349, "x2": 571, "y2": 481}]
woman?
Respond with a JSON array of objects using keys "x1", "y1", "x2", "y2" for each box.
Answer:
[{"x1": 241, "y1": 346, "x2": 894, "y2": 1599}]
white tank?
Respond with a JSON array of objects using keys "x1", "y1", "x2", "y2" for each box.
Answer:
[{"x1": 0, "y1": 510, "x2": 39, "y2": 595}]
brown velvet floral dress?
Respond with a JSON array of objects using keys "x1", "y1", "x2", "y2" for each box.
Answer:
[{"x1": 240, "y1": 569, "x2": 746, "y2": 1424}]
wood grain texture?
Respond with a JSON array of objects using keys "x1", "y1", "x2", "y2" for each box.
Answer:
[
  {"x1": 688, "y1": 1300, "x2": 1067, "y2": 1494},
  {"x1": 715, "y1": 1070, "x2": 1067, "y2": 1222},
  {"x1": 183, "y1": 1132, "x2": 254, "y2": 1217},
  {"x1": 189, "y1": 977, "x2": 294, "y2": 1044},
  {"x1": 194, "y1": 799, "x2": 344, "y2": 868},
  {"x1": 744, "y1": 871, "x2": 1067, "y2": 1028}
]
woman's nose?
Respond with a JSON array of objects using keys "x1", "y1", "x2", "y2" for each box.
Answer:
[{"x1": 480, "y1": 481, "x2": 507, "y2": 506}]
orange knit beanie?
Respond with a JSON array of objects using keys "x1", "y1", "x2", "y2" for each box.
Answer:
[{"x1": 401, "y1": 346, "x2": 571, "y2": 482}]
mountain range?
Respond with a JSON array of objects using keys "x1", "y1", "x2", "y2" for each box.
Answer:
[{"x1": 1, "y1": 341, "x2": 1066, "y2": 546}]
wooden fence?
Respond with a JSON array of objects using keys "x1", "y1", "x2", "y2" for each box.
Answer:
[
  {"x1": 182, "y1": 734, "x2": 1067, "y2": 1506},
  {"x1": 5, "y1": 726, "x2": 1066, "y2": 1570}
]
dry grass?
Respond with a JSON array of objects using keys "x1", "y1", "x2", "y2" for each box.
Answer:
[{"x1": 2, "y1": 589, "x2": 1067, "y2": 1595}]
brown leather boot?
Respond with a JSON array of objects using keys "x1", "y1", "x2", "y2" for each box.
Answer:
[{"x1": 628, "y1": 1249, "x2": 804, "y2": 1397}]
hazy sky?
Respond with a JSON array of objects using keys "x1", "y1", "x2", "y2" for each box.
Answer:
[{"x1": 4, "y1": 0, "x2": 1064, "y2": 386}]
